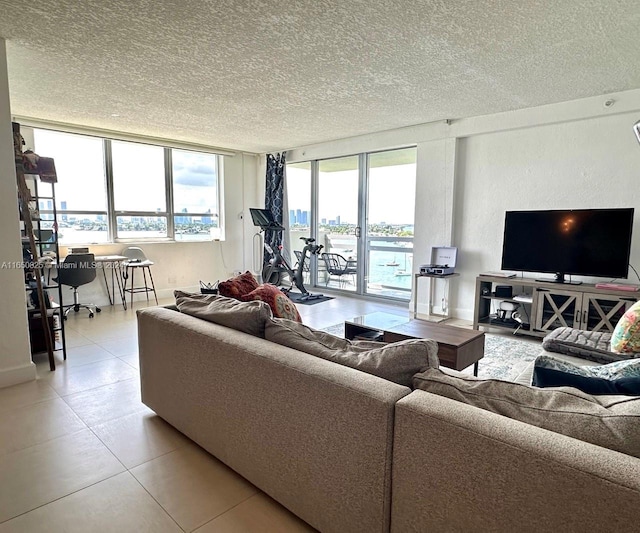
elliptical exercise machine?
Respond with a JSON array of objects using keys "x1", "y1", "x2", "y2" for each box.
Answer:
[{"x1": 250, "y1": 208, "x2": 324, "y2": 301}]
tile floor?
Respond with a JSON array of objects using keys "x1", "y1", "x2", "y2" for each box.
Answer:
[{"x1": 0, "y1": 292, "x2": 410, "y2": 532}]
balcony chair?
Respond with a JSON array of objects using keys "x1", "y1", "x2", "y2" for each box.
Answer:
[
  {"x1": 121, "y1": 246, "x2": 158, "y2": 307},
  {"x1": 55, "y1": 253, "x2": 101, "y2": 319},
  {"x1": 320, "y1": 252, "x2": 357, "y2": 288}
]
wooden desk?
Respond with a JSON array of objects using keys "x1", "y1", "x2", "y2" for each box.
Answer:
[{"x1": 345, "y1": 311, "x2": 485, "y2": 376}]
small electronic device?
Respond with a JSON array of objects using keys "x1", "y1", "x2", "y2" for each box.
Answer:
[
  {"x1": 419, "y1": 246, "x2": 458, "y2": 276},
  {"x1": 249, "y1": 208, "x2": 284, "y2": 230},
  {"x1": 420, "y1": 265, "x2": 456, "y2": 275},
  {"x1": 495, "y1": 285, "x2": 513, "y2": 298}
]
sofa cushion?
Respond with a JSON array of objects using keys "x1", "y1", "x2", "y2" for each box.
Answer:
[
  {"x1": 239, "y1": 284, "x2": 302, "y2": 322},
  {"x1": 217, "y1": 271, "x2": 259, "y2": 299},
  {"x1": 265, "y1": 318, "x2": 438, "y2": 387},
  {"x1": 174, "y1": 290, "x2": 272, "y2": 337},
  {"x1": 413, "y1": 367, "x2": 640, "y2": 458},
  {"x1": 611, "y1": 300, "x2": 640, "y2": 354},
  {"x1": 541, "y1": 327, "x2": 622, "y2": 364},
  {"x1": 532, "y1": 354, "x2": 640, "y2": 395}
]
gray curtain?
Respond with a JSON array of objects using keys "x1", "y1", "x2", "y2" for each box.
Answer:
[{"x1": 263, "y1": 152, "x2": 286, "y2": 268}]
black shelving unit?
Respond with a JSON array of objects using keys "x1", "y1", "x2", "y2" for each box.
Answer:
[{"x1": 22, "y1": 171, "x2": 67, "y2": 365}]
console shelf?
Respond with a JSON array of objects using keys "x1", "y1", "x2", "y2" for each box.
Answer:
[{"x1": 473, "y1": 275, "x2": 639, "y2": 338}]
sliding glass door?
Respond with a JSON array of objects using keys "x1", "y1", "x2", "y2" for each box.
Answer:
[
  {"x1": 286, "y1": 162, "x2": 312, "y2": 284},
  {"x1": 285, "y1": 147, "x2": 416, "y2": 301},
  {"x1": 317, "y1": 156, "x2": 360, "y2": 292},
  {"x1": 365, "y1": 148, "x2": 416, "y2": 299}
]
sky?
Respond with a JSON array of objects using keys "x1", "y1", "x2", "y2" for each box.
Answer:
[
  {"x1": 287, "y1": 163, "x2": 417, "y2": 226},
  {"x1": 33, "y1": 130, "x2": 218, "y2": 215}
]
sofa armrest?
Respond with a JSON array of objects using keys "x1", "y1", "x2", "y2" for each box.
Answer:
[{"x1": 391, "y1": 390, "x2": 640, "y2": 532}]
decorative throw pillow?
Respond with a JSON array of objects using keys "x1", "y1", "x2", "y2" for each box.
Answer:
[
  {"x1": 542, "y1": 327, "x2": 620, "y2": 364},
  {"x1": 413, "y1": 367, "x2": 640, "y2": 458},
  {"x1": 611, "y1": 300, "x2": 640, "y2": 353},
  {"x1": 265, "y1": 317, "x2": 439, "y2": 387},
  {"x1": 217, "y1": 271, "x2": 259, "y2": 299},
  {"x1": 532, "y1": 354, "x2": 640, "y2": 395},
  {"x1": 240, "y1": 284, "x2": 302, "y2": 322},
  {"x1": 174, "y1": 290, "x2": 272, "y2": 337}
]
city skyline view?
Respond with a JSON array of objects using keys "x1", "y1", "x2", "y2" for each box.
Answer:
[
  {"x1": 32, "y1": 129, "x2": 221, "y2": 242},
  {"x1": 285, "y1": 149, "x2": 416, "y2": 299}
]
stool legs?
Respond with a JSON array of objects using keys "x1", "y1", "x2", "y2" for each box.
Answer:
[
  {"x1": 130, "y1": 266, "x2": 135, "y2": 308},
  {"x1": 142, "y1": 267, "x2": 149, "y2": 303},
  {"x1": 145, "y1": 266, "x2": 159, "y2": 305},
  {"x1": 124, "y1": 265, "x2": 158, "y2": 306}
]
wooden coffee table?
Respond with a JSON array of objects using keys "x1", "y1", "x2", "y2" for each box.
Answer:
[{"x1": 345, "y1": 312, "x2": 485, "y2": 376}]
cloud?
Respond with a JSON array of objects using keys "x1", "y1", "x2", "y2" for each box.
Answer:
[
  {"x1": 173, "y1": 166, "x2": 217, "y2": 187},
  {"x1": 173, "y1": 153, "x2": 217, "y2": 187}
]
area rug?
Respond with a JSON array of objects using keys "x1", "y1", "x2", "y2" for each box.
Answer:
[
  {"x1": 288, "y1": 292, "x2": 334, "y2": 305},
  {"x1": 320, "y1": 323, "x2": 542, "y2": 381}
]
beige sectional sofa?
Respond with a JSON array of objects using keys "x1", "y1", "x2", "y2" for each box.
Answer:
[{"x1": 138, "y1": 306, "x2": 640, "y2": 533}]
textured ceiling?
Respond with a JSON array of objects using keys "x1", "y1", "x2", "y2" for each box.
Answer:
[{"x1": 0, "y1": 0, "x2": 639, "y2": 153}]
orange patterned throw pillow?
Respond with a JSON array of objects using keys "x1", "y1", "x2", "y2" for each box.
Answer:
[
  {"x1": 240, "y1": 284, "x2": 302, "y2": 322},
  {"x1": 218, "y1": 271, "x2": 259, "y2": 299}
]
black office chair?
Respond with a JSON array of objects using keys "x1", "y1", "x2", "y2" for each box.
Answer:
[
  {"x1": 320, "y1": 253, "x2": 357, "y2": 287},
  {"x1": 55, "y1": 253, "x2": 101, "y2": 319}
]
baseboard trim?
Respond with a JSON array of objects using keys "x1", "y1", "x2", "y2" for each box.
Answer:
[{"x1": 0, "y1": 361, "x2": 37, "y2": 389}]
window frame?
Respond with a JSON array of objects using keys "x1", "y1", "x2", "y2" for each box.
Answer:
[
  {"x1": 33, "y1": 129, "x2": 224, "y2": 244},
  {"x1": 286, "y1": 145, "x2": 417, "y2": 302},
  {"x1": 108, "y1": 139, "x2": 172, "y2": 242},
  {"x1": 169, "y1": 149, "x2": 224, "y2": 242}
]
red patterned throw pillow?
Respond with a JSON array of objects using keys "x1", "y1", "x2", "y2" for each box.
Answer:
[
  {"x1": 218, "y1": 271, "x2": 259, "y2": 299},
  {"x1": 240, "y1": 284, "x2": 302, "y2": 322}
]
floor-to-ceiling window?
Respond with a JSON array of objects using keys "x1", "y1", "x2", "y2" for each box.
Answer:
[
  {"x1": 365, "y1": 148, "x2": 416, "y2": 299},
  {"x1": 286, "y1": 161, "x2": 312, "y2": 281},
  {"x1": 318, "y1": 156, "x2": 360, "y2": 291},
  {"x1": 286, "y1": 146, "x2": 416, "y2": 300}
]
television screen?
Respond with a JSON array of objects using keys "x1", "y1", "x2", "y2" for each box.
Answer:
[{"x1": 501, "y1": 208, "x2": 634, "y2": 280}]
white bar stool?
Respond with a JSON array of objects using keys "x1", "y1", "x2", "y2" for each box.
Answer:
[{"x1": 121, "y1": 247, "x2": 158, "y2": 307}]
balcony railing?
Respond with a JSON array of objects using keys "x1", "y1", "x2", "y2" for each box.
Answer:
[{"x1": 289, "y1": 230, "x2": 414, "y2": 299}]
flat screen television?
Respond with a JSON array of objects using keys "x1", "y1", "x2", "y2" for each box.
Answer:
[{"x1": 501, "y1": 208, "x2": 634, "y2": 283}]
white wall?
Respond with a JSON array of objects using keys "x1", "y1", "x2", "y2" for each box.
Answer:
[
  {"x1": 286, "y1": 88, "x2": 640, "y2": 320},
  {"x1": 0, "y1": 39, "x2": 35, "y2": 387},
  {"x1": 452, "y1": 111, "x2": 640, "y2": 319}
]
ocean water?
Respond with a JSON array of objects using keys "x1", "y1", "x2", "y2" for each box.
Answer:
[{"x1": 366, "y1": 250, "x2": 413, "y2": 292}]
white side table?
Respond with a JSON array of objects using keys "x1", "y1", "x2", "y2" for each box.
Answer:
[{"x1": 413, "y1": 273, "x2": 460, "y2": 322}]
